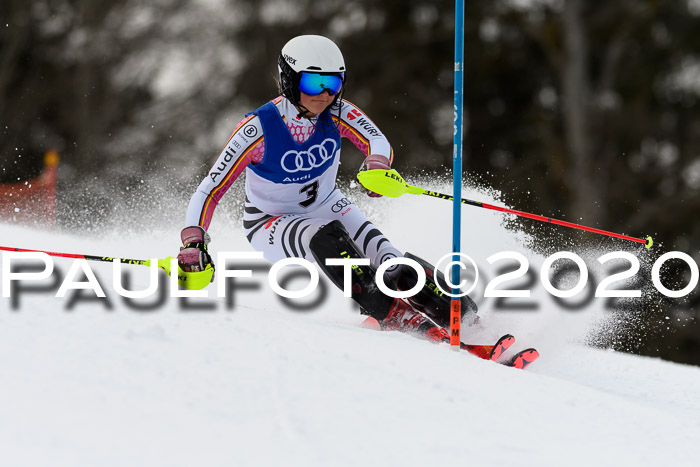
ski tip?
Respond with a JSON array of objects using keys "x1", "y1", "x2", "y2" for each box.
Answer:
[
  {"x1": 360, "y1": 316, "x2": 382, "y2": 330},
  {"x1": 507, "y1": 348, "x2": 539, "y2": 370},
  {"x1": 489, "y1": 334, "x2": 516, "y2": 361}
]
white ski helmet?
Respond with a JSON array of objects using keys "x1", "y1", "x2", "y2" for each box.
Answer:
[{"x1": 278, "y1": 35, "x2": 346, "y2": 107}]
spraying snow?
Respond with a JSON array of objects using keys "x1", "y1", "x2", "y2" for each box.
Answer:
[{"x1": 1, "y1": 179, "x2": 698, "y2": 466}]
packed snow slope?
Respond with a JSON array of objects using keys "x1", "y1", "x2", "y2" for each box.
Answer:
[{"x1": 1, "y1": 182, "x2": 699, "y2": 467}]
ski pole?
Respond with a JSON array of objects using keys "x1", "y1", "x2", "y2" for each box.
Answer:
[
  {"x1": 0, "y1": 246, "x2": 214, "y2": 289},
  {"x1": 357, "y1": 169, "x2": 654, "y2": 249}
]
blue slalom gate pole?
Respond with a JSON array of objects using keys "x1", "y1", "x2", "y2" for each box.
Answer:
[{"x1": 450, "y1": 0, "x2": 465, "y2": 348}]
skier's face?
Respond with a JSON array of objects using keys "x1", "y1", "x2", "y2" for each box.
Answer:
[{"x1": 299, "y1": 90, "x2": 334, "y2": 116}]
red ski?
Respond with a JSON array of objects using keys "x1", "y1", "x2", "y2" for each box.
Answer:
[
  {"x1": 362, "y1": 318, "x2": 539, "y2": 370},
  {"x1": 504, "y1": 348, "x2": 539, "y2": 369},
  {"x1": 460, "y1": 334, "x2": 515, "y2": 361},
  {"x1": 462, "y1": 335, "x2": 539, "y2": 370}
]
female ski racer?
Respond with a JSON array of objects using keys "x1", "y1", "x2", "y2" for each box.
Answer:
[{"x1": 177, "y1": 35, "x2": 475, "y2": 341}]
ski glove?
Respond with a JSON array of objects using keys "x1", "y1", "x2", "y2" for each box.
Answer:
[
  {"x1": 359, "y1": 154, "x2": 391, "y2": 197},
  {"x1": 177, "y1": 226, "x2": 215, "y2": 274}
]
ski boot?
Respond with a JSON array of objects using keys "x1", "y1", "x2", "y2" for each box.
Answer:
[
  {"x1": 394, "y1": 252, "x2": 479, "y2": 329},
  {"x1": 380, "y1": 298, "x2": 450, "y2": 343}
]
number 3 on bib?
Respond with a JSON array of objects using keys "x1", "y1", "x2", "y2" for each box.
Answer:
[{"x1": 299, "y1": 180, "x2": 319, "y2": 208}]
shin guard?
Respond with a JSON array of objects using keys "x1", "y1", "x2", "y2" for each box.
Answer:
[{"x1": 309, "y1": 220, "x2": 394, "y2": 321}]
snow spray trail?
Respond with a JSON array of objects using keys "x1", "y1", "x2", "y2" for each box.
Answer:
[
  {"x1": 1, "y1": 177, "x2": 697, "y2": 467},
  {"x1": 3, "y1": 174, "x2": 656, "y2": 355}
]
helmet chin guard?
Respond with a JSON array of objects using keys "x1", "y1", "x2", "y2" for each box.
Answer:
[{"x1": 278, "y1": 35, "x2": 346, "y2": 109}]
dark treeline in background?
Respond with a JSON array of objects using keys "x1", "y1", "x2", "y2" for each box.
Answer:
[{"x1": 2, "y1": 0, "x2": 699, "y2": 364}]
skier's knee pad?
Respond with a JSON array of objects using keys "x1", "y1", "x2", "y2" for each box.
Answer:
[
  {"x1": 310, "y1": 220, "x2": 394, "y2": 320},
  {"x1": 396, "y1": 252, "x2": 478, "y2": 328}
]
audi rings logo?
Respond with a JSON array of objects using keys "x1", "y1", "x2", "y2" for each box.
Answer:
[
  {"x1": 281, "y1": 138, "x2": 337, "y2": 173},
  {"x1": 331, "y1": 197, "x2": 352, "y2": 213}
]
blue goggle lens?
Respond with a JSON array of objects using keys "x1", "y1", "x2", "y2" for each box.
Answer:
[{"x1": 299, "y1": 72, "x2": 344, "y2": 96}]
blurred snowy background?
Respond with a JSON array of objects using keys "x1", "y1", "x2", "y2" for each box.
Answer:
[{"x1": 1, "y1": 0, "x2": 699, "y2": 363}]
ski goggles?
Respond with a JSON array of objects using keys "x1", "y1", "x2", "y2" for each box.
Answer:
[{"x1": 298, "y1": 72, "x2": 344, "y2": 96}]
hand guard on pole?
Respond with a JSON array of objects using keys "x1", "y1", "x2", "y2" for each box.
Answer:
[
  {"x1": 178, "y1": 226, "x2": 215, "y2": 278},
  {"x1": 358, "y1": 154, "x2": 391, "y2": 197}
]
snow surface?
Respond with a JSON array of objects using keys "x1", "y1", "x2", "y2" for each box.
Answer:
[{"x1": 1, "y1": 183, "x2": 699, "y2": 467}]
